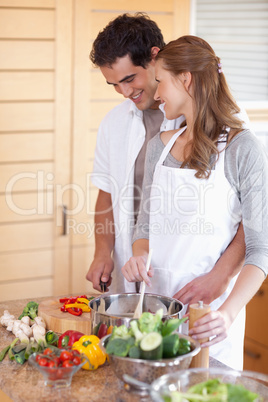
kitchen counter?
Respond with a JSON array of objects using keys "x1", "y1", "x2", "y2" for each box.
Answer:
[{"x1": 0, "y1": 297, "x2": 229, "y2": 402}]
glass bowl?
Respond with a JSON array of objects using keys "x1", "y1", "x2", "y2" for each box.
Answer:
[
  {"x1": 150, "y1": 367, "x2": 268, "y2": 401},
  {"x1": 28, "y1": 352, "x2": 88, "y2": 388},
  {"x1": 99, "y1": 334, "x2": 201, "y2": 385}
]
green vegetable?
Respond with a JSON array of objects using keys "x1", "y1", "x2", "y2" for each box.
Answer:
[
  {"x1": 139, "y1": 308, "x2": 163, "y2": 333},
  {"x1": 163, "y1": 378, "x2": 262, "y2": 402},
  {"x1": 0, "y1": 345, "x2": 10, "y2": 362},
  {"x1": 226, "y1": 383, "x2": 261, "y2": 401},
  {"x1": 129, "y1": 320, "x2": 144, "y2": 343},
  {"x1": 110, "y1": 325, "x2": 130, "y2": 340},
  {"x1": 140, "y1": 332, "x2": 163, "y2": 360},
  {"x1": 8, "y1": 338, "x2": 19, "y2": 361},
  {"x1": 162, "y1": 333, "x2": 180, "y2": 358},
  {"x1": 45, "y1": 330, "x2": 59, "y2": 346},
  {"x1": 128, "y1": 345, "x2": 141, "y2": 359},
  {"x1": 18, "y1": 301, "x2": 39, "y2": 320},
  {"x1": 106, "y1": 338, "x2": 130, "y2": 357},
  {"x1": 161, "y1": 317, "x2": 187, "y2": 337},
  {"x1": 12, "y1": 343, "x2": 27, "y2": 365},
  {"x1": 178, "y1": 337, "x2": 191, "y2": 355}
]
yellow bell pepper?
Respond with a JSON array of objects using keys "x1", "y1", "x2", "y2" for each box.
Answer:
[
  {"x1": 72, "y1": 335, "x2": 106, "y2": 370},
  {"x1": 64, "y1": 302, "x2": 91, "y2": 312}
]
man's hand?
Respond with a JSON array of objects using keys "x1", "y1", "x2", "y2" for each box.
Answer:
[
  {"x1": 174, "y1": 223, "x2": 246, "y2": 308},
  {"x1": 86, "y1": 255, "x2": 114, "y2": 292},
  {"x1": 172, "y1": 269, "x2": 230, "y2": 307}
]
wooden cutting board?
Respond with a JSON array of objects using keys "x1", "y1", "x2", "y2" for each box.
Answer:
[{"x1": 38, "y1": 297, "x2": 96, "y2": 335}]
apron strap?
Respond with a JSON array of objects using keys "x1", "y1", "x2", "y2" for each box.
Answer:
[{"x1": 157, "y1": 126, "x2": 187, "y2": 166}]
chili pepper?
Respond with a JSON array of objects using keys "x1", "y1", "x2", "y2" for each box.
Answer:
[
  {"x1": 58, "y1": 330, "x2": 84, "y2": 348},
  {"x1": 67, "y1": 307, "x2": 82, "y2": 316},
  {"x1": 64, "y1": 303, "x2": 90, "y2": 312},
  {"x1": 77, "y1": 297, "x2": 90, "y2": 305},
  {"x1": 72, "y1": 335, "x2": 106, "y2": 370},
  {"x1": 59, "y1": 295, "x2": 88, "y2": 303}
]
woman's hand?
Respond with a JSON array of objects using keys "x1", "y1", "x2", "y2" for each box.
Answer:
[
  {"x1": 121, "y1": 255, "x2": 153, "y2": 287},
  {"x1": 188, "y1": 310, "x2": 232, "y2": 347}
]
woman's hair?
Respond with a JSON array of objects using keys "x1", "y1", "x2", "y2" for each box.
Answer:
[
  {"x1": 156, "y1": 35, "x2": 243, "y2": 178},
  {"x1": 90, "y1": 13, "x2": 165, "y2": 68}
]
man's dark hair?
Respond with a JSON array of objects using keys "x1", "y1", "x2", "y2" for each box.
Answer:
[{"x1": 90, "y1": 13, "x2": 165, "y2": 68}]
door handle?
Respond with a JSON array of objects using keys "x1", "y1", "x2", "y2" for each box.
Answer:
[{"x1": 62, "y1": 205, "x2": 67, "y2": 236}]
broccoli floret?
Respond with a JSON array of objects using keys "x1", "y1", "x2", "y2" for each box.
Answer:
[
  {"x1": 138, "y1": 309, "x2": 163, "y2": 333},
  {"x1": 26, "y1": 301, "x2": 38, "y2": 320},
  {"x1": 18, "y1": 301, "x2": 38, "y2": 320},
  {"x1": 130, "y1": 320, "x2": 144, "y2": 343},
  {"x1": 110, "y1": 325, "x2": 130, "y2": 340}
]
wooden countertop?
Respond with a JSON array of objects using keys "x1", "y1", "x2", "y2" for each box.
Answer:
[{"x1": 0, "y1": 297, "x2": 230, "y2": 402}]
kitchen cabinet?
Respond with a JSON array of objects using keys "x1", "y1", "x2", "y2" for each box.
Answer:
[
  {"x1": 244, "y1": 278, "x2": 268, "y2": 374},
  {"x1": 0, "y1": 0, "x2": 191, "y2": 301}
]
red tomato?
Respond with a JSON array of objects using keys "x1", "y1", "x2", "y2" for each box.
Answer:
[
  {"x1": 48, "y1": 360, "x2": 58, "y2": 368},
  {"x1": 72, "y1": 355, "x2": 81, "y2": 366},
  {"x1": 43, "y1": 348, "x2": 53, "y2": 355},
  {"x1": 38, "y1": 357, "x2": 49, "y2": 367},
  {"x1": 35, "y1": 354, "x2": 42, "y2": 363},
  {"x1": 60, "y1": 350, "x2": 73, "y2": 362},
  {"x1": 62, "y1": 360, "x2": 74, "y2": 368}
]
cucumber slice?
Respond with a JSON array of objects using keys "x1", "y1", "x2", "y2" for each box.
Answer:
[
  {"x1": 162, "y1": 333, "x2": 179, "y2": 358},
  {"x1": 140, "y1": 332, "x2": 163, "y2": 360}
]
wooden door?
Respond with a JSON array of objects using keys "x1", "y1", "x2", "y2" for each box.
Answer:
[
  {"x1": 0, "y1": 0, "x2": 191, "y2": 301},
  {"x1": 0, "y1": 0, "x2": 72, "y2": 300}
]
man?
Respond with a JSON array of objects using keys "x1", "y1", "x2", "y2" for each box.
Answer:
[{"x1": 86, "y1": 13, "x2": 246, "y2": 307}]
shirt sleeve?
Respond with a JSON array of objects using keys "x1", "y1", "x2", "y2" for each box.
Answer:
[
  {"x1": 225, "y1": 130, "x2": 268, "y2": 277},
  {"x1": 91, "y1": 117, "x2": 112, "y2": 194}
]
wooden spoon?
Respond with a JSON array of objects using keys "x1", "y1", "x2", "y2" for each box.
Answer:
[{"x1": 133, "y1": 249, "x2": 153, "y2": 319}]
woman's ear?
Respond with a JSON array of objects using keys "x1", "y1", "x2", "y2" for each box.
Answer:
[{"x1": 182, "y1": 72, "x2": 192, "y2": 91}]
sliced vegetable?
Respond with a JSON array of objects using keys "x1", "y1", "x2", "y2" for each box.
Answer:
[
  {"x1": 72, "y1": 335, "x2": 106, "y2": 370},
  {"x1": 140, "y1": 332, "x2": 163, "y2": 360},
  {"x1": 45, "y1": 330, "x2": 59, "y2": 346},
  {"x1": 67, "y1": 307, "x2": 83, "y2": 316}
]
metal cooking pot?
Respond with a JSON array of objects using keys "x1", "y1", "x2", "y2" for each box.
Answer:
[{"x1": 89, "y1": 293, "x2": 184, "y2": 338}]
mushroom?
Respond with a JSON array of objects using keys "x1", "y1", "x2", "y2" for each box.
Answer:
[{"x1": 0, "y1": 310, "x2": 15, "y2": 327}]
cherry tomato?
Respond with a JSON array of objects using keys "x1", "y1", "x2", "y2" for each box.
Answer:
[
  {"x1": 43, "y1": 348, "x2": 53, "y2": 355},
  {"x1": 72, "y1": 355, "x2": 81, "y2": 366},
  {"x1": 35, "y1": 354, "x2": 42, "y2": 363},
  {"x1": 38, "y1": 357, "x2": 49, "y2": 367},
  {"x1": 48, "y1": 360, "x2": 58, "y2": 368},
  {"x1": 62, "y1": 360, "x2": 74, "y2": 367},
  {"x1": 60, "y1": 350, "x2": 73, "y2": 362}
]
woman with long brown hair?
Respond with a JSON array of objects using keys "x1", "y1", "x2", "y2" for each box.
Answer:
[{"x1": 122, "y1": 35, "x2": 268, "y2": 369}]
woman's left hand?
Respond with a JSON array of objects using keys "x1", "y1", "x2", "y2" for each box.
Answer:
[{"x1": 188, "y1": 310, "x2": 232, "y2": 347}]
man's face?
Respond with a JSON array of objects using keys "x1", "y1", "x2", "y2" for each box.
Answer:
[{"x1": 100, "y1": 54, "x2": 160, "y2": 111}]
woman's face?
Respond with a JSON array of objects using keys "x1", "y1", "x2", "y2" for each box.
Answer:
[{"x1": 154, "y1": 59, "x2": 192, "y2": 121}]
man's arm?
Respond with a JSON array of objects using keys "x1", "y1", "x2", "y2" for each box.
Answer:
[
  {"x1": 173, "y1": 223, "x2": 245, "y2": 306},
  {"x1": 86, "y1": 189, "x2": 115, "y2": 291}
]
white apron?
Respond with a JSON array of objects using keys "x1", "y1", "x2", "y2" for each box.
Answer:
[{"x1": 149, "y1": 126, "x2": 245, "y2": 370}]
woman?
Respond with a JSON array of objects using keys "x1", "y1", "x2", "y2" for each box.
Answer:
[{"x1": 122, "y1": 35, "x2": 268, "y2": 369}]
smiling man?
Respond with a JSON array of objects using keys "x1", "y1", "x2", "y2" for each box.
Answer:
[{"x1": 86, "y1": 14, "x2": 246, "y2": 319}]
